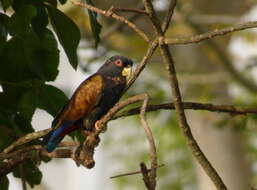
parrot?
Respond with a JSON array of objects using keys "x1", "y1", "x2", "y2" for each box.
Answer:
[{"x1": 42, "y1": 55, "x2": 133, "y2": 152}]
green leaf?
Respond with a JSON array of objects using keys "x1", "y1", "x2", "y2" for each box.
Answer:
[
  {"x1": 37, "y1": 85, "x2": 68, "y2": 116},
  {"x1": 58, "y1": 0, "x2": 67, "y2": 5},
  {"x1": 0, "y1": 38, "x2": 33, "y2": 82},
  {"x1": 18, "y1": 91, "x2": 38, "y2": 121},
  {"x1": 0, "y1": 14, "x2": 8, "y2": 43},
  {"x1": 0, "y1": 176, "x2": 9, "y2": 190},
  {"x1": 19, "y1": 85, "x2": 68, "y2": 118},
  {"x1": 23, "y1": 29, "x2": 60, "y2": 81},
  {"x1": 8, "y1": 5, "x2": 37, "y2": 39},
  {"x1": 0, "y1": 13, "x2": 9, "y2": 53},
  {"x1": 31, "y1": 5, "x2": 49, "y2": 38},
  {"x1": 0, "y1": 86, "x2": 29, "y2": 113},
  {"x1": 0, "y1": 30, "x2": 59, "y2": 82},
  {"x1": 46, "y1": 5, "x2": 80, "y2": 70},
  {"x1": 0, "y1": 0, "x2": 13, "y2": 11},
  {"x1": 13, "y1": 161, "x2": 42, "y2": 188},
  {"x1": 0, "y1": 112, "x2": 15, "y2": 151},
  {"x1": 14, "y1": 113, "x2": 34, "y2": 134},
  {"x1": 43, "y1": 0, "x2": 57, "y2": 7},
  {"x1": 85, "y1": 0, "x2": 102, "y2": 48}
]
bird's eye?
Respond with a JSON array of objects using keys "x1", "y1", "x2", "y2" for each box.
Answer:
[{"x1": 114, "y1": 59, "x2": 123, "y2": 67}]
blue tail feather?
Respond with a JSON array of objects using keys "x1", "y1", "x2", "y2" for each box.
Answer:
[{"x1": 43, "y1": 121, "x2": 73, "y2": 152}]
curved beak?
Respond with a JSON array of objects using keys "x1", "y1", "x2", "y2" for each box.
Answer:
[{"x1": 122, "y1": 66, "x2": 132, "y2": 81}]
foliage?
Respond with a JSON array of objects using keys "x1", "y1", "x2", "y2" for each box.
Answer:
[
  {"x1": 85, "y1": 0, "x2": 101, "y2": 48},
  {"x1": 0, "y1": 0, "x2": 84, "y2": 188}
]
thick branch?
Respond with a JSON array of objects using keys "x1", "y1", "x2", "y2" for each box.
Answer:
[
  {"x1": 3, "y1": 128, "x2": 52, "y2": 154},
  {"x1": 72, "y1": 1, "x2": 150, "y2": 42},
  {"x1": 76, "y1": 94, "x2": 158, "y2": 169},
  {"x1": 143, "y1": 0, "x2": 227, "y2": 190},
  {"x1": 0, "y1": 145, "x2": 73, "y2": 176},
  {"x1": 165, "y1": 21, "x2": 257, "y2": 45},
  {"x1": 140, "y1": 163, "x2": 154, "y2": 190}
]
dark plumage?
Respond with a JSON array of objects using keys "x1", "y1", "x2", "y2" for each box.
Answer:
[{"x1": 42, "y1": 55, "x2": 133, "y2": 152}]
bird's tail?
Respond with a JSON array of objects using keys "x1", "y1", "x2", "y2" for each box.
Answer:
[
  {"x1": 42, "y1": 122, "x2": 79, "y2": 152},
  {"x1": 42, "y1": 127, "x2": 66, "y2": 152}
]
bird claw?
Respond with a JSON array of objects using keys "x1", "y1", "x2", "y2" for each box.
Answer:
[
  {"x1": 95, "y1": 120, "x2": 107, "y2": 133},
  {"x1": 94, "y1": 120, "x2": 102, "y2": 131}
]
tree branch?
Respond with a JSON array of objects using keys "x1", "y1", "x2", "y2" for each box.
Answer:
[
  {"x1": 143, "y1": 0, "x2": 227, "y2": 190},
  {"x1": 110, "y1": 164, "x2": 164, "y2": 179},
  {"x1": 179, "y1": 12, "x2": 257, "y2": 93},
  {"x1": 72, "y1": 1, "x2": 150, "y2": 42},
  {"x1": 0, "y1": 145, "x2": 73, "y2": 176},
  {"x1": 101, "y1": 4, "x2": 145, "y2": 41},
  {"x1": 164, "y1": 21, "x2": 257, "y2": 45},
  {"x1": 112, "y1": 7, "x2": 148, "y2": 15},
  {"x1": 139, "y1": 94, "x2": 157, "y2": 189},
  {"x1": 3, "y1": 128, "x2": 52, "y2": 154},
  {"x1": 161, "y1": 0, "x2": 177, "y2": 32},
  {"x1": 140, "y1": 162, "x2": 154, "y2": 190},
  {"x1": 113, "y1": 102, "x2": 257, "y2": 119},
  {"x1": 126, "y1": 39, "x2": 158, "y2": 90},
  {"x1": 75, "y1": 94, "x2": 157, "y2": 184}
]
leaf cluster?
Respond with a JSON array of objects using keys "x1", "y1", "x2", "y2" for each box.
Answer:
[{"x1": 0, "y1": 0, "x2": 84, "y2": 188}]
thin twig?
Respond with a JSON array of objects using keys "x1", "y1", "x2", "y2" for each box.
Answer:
[
  {"x1": 101, "y1": 8, "x2": 143, "y2": 40},
  {"x1": 126, "y1": 39, "x2": 159, "y2": 90},
  {"x1": 72, "y1": 1, "x2": 150, "y2": 42},
  {"x1": 112, "y1": 7, "x2": 148, "y2": 15},
  {"x1": 189, "y1": 14, "x2": 238, "y2": 24},
  {"x1": 113, "y1": 102, "x2": 257, "y2": 119},
  {"x1": 95, "y1": 94, "x2": 151, "y2": 134},
  {"x1": 139, "y1": 94, "x2": 157, "y2": 189},
  {"x1": 165, "y1": 21, "x2": 257, "y2": 45},
  {"x1": 143, "y1": 0, "x2": 227, "y2": 190},
  {"x1": 161, "y1": 0, "x2": 177, "y2": 32},
  {"x1": 182, "y1": 14, "x2": 257, "y2": 94},
  {"x1": 110, "y1": 164, "x2": 164, "y2": 179}
]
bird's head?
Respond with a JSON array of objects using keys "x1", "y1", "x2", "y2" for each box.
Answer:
[{"x1": 97, "y1": 55, "x2": 133, "y2": 81}]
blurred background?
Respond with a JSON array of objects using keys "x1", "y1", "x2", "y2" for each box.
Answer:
[{"x1": 5, "y1": 0, "x2": 257, "y2": 189}]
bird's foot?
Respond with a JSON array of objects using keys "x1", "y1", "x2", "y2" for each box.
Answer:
[{"x1": 94, "y1": 120, "x2": 101, "y2": 132}]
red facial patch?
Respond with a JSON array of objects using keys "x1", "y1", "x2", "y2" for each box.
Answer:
[{"x1": 114, "y1": 59, "x2": 123, "y2": 67}]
